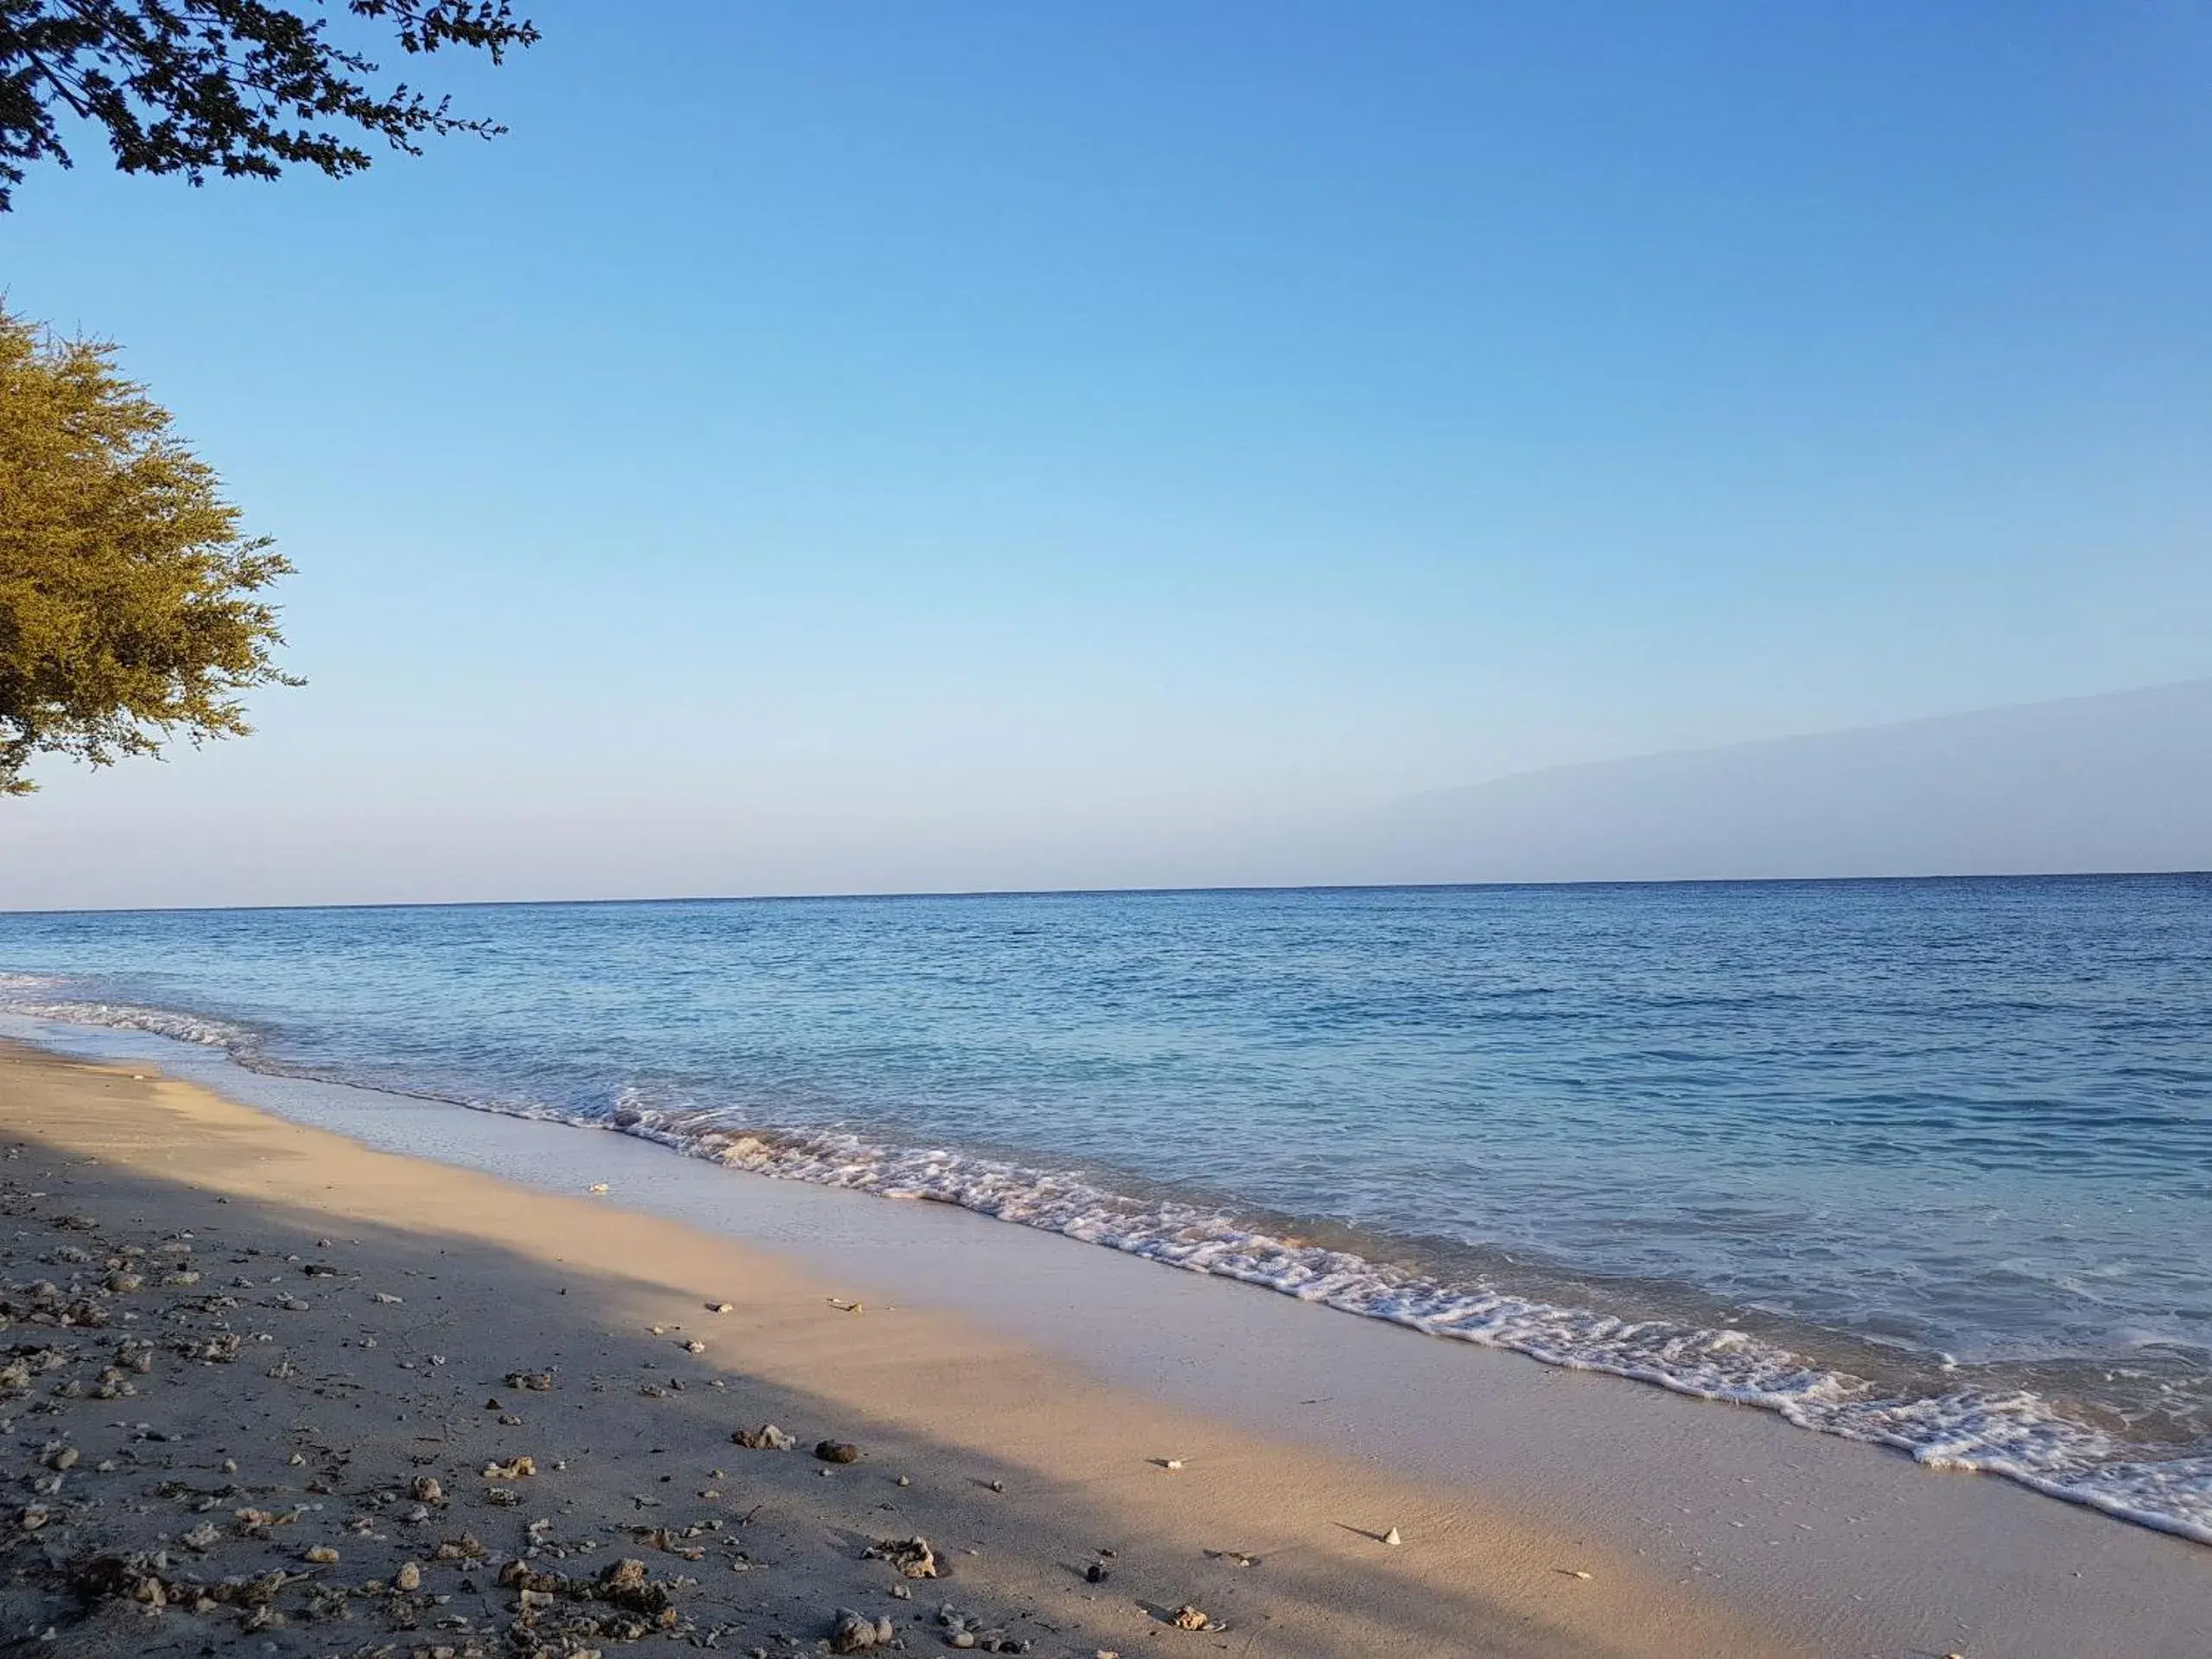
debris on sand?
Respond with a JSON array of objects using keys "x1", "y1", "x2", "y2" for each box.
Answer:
[
  {"x1": 863, "y1": 1534, "x2": 940, "y2": 1579},
  {"x1": 733, "y1": 1422, "x2": 796, "y2": 1451},
  {"x1": 1170, "y1": 1604, "x2": 1224, "y2": 1631},
  {"x1": 814, "y1": 1440, "x2": 861, "y2": 1465}
]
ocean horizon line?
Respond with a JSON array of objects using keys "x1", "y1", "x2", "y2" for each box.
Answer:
[{"x1": 2, "y1": 864, "x2": 2207, "y2": 919}]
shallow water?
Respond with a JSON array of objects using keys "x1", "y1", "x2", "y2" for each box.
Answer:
[{"x1": 3, "y1": 876, "x2": 2208, "y2": 1538}]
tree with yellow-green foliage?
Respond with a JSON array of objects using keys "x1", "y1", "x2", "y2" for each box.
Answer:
[{"x1": 0, "y1": 306, "x2": 296, "y2": 794}]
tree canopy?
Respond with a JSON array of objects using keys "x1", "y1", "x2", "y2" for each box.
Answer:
[
  {"x1": 0, "y1": 0, "x2": 537, "y2": 211},
  {"x1": 0, "y1": 306, "x2": 296, "y2": 794}
]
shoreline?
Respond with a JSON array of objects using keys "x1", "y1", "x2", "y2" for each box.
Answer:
[
  {"x1": 5, "y1": 1001, "x2": 2205, "y2": 1554},
  {"x1": 0, "y1": 1037, "x2": 2207, "y2": 1656},
  {"x1": 0, "y1": 1039, "x2": 1785, "y2": 1659}
]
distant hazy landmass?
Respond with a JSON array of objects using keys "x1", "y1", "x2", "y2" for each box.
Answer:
[{"x1": 1333, "y1": 679, "x2": 2212, "y2": 885}]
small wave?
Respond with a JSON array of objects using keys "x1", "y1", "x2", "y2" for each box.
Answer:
[
  {"x1": 0, "y1": 995, "x2": 253, "y2": 1052},
  {"x1": 3, "y1": 989, "x2": 2208, "y2": 1546}
]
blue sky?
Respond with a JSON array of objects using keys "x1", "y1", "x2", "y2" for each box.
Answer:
[{"x1": 3, "y1": 1, "x2": 2209, "y2": 903}]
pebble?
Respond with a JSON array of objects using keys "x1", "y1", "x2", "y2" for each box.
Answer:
[
  {"x1": 829, "y1": 1607, "x2": 896, "y2": 1652},
  {"x1": 683, "y1": 1339, "x2": 706, "y2": 1354},
  {"x1": 395, "y1": 1561, "x2": 423, "y2": 1592},
  {"x1": 708, "y1": 1301, "x2": 734, "y2": 1313},
  {"x1": 1382, "y1": 1526, "x2": 1402, "y2": 1547},
  {"x1": 411, "y1": 1476, "x2": 444, "y2": 1503},
  {"x1": 302, "y1": 1545, "x2": 340, "y2": 1565},
  {"x1": 815, "y1": 1440, "x2": 861, "y2": 1465}
]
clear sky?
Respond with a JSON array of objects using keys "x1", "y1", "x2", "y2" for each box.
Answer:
[{"x1": 3, "y1": 1, "x2": 2209, "y2": 905}]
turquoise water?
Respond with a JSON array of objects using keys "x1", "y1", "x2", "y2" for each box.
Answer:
[{"x1": 2, "y1": 875, "x2": 2209, "y2": 1537}]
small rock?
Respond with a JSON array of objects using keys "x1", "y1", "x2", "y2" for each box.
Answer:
[
  {"x1": 482, "y1": 1456, "x2": 536, "y2": 1479},
  {"x1": 600, "y1": 1558, "x2": 649, "y2": 1593},
  {"x1": 830, "y1": 1607, "x2": 884, "y2": 1652},
  {"x1": 815, "y1": 1440, "x2": 861, "y2": 1465},
  {"x1": 708, "y1": 1301, "x2": 734, "y2": 1313},
  {"x1": 371, "y1": 1291, "x2": 404, "y2": 1305},
  {"x1": 395, "y1": 1561, "x2": 423, "y2": 1592},
  {"x1": 43, "y1": 1446, "x2": 77, "y2": 1472},
  {"x1": 683, "y1": 1338, "x2": 706, "y2": 1354},
  {"x1": 1382, "y1": 1527, "x2": 1402, "y2": 1547},
  {"x1": 1170, "y1": 1605, "x2": 1220, "y2": 1631},
  {"x1": 303, "y1": 1544, "x2": 340, "y2": 1564},
  {"x1": 411, "y1": 1476, "x2": 444, "y2": 1503},
  {"x1": 1084, "y1": 1561, "x2": 1109, "y2": 1584},
  {"x1": 733, "y1": 1423, "x2": 796, "y2": 1452},
  {"x1": 948, "y1": 1635, "x2": 976, "y2": 1651}
]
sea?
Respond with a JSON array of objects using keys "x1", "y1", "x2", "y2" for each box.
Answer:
[{"x1": 1, "y1": 875, "x2": 2207, "y2": 1541}]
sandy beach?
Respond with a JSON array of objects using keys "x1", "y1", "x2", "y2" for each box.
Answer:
[{"x1": 0, "y1": 1038, "x2": 2205, "y2": 1658}]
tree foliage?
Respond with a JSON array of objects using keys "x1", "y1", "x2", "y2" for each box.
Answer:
[
  {"x1": 0, "y1": 0, "x2": 537, "y2": 210},
  {"x1": 0, "y1": 306, "x2": 296, "y2": 794}
]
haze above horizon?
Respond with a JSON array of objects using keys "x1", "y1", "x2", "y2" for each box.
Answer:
[{"x1": 3, "y1": 2, "x2": 2208, "y2": 906}]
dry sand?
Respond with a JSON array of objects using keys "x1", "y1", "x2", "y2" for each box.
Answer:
[{"x1": 0, "y1": 1041, "x2": 1793, "y2": 1658}]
